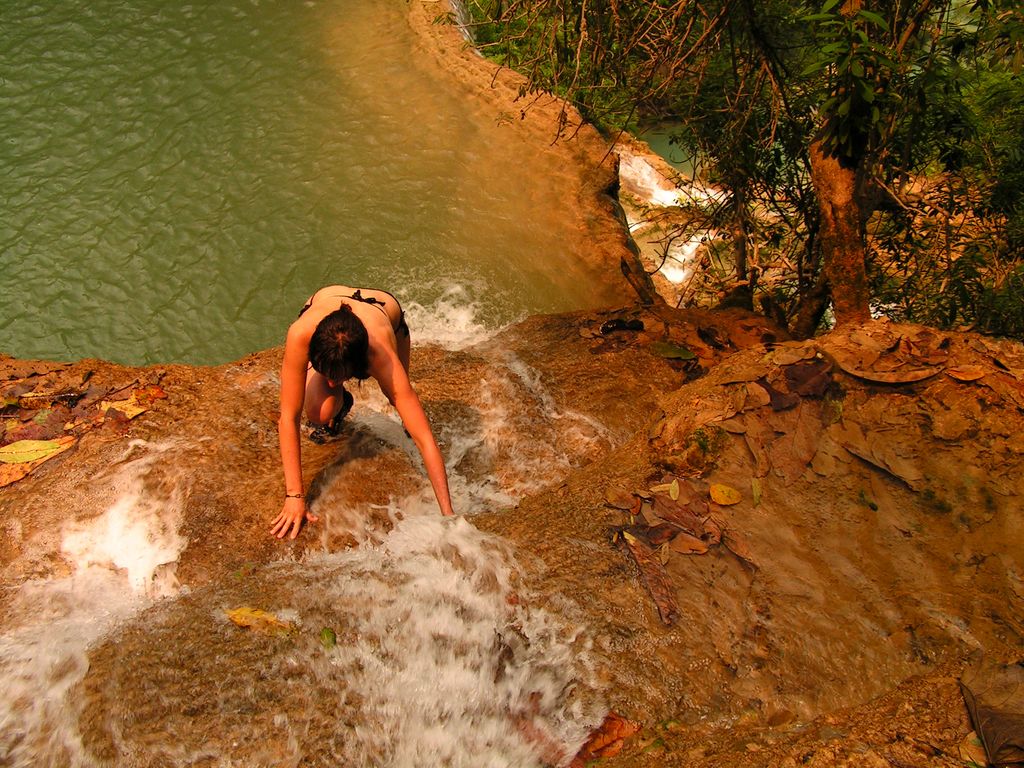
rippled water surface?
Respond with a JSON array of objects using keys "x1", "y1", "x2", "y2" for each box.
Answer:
[{"x1": 1, "y1": 0, "x2": 608, "y2": 365}]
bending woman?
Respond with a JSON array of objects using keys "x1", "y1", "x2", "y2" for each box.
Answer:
[{"x1": 273, "y1": 285, "x2": 455, "y2": 539}]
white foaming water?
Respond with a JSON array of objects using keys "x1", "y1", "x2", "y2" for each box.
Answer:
[
  {"x1": 0, "y1": 442, "x2": 186, "y2": 768},
  {"x1": 400, "y1": 284, "x2": 495, "y2": 350},
  {"x1": 303, "y1": 513, "x2": 605, "y2": 767},
  {"x1": 2, "y1": 296, "x2": 613, "y2": 766},
  {"x1": 659, "y1": 232, "x2": 710, "y2": 285}
]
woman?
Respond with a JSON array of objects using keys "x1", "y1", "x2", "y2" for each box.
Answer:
[{"x1": 272, "y1": 285, "x2": 455, "y2": 539}]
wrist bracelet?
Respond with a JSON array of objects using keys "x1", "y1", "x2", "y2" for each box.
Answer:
[{"x1": 285, "y1": 492, "x2": 305, "y2": 499}]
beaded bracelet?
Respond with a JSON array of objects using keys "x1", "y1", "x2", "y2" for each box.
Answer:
[{"x1": 285, "y1": 492, "x2": 305, "y2": 499}]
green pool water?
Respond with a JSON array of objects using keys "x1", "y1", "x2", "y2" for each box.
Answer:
[{"x1": 1, "y1": 0, "x2": 613, "y2": 365}]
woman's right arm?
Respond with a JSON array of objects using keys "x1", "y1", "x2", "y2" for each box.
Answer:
[{"x1": 271, "y1": 323, "x2": 317, "y2": 539}]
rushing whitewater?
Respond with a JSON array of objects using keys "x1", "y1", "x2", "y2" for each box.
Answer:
[{"x1": 0, "y1": 300, "x2": 613, "y2": 767}]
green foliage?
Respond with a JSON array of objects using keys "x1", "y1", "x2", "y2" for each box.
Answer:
[
  {"x1": 462, "y1": 0, "x2": 1024, "y2": 339},
  {"x1": 801, "y1": 1, "x2": 895, "y2": 161}
]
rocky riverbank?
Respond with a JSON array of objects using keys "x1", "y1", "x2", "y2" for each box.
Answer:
[
  {"x1": 3, "y1": 305, "x2": 1022, "y2": 765},
  {"x1": 2, "y1": 3, "x2": 1022, "y2": 765}
]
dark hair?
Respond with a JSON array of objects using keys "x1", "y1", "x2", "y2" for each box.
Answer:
[{"x1": 308, "y1": 305, "x2": 370, "y2": 381}]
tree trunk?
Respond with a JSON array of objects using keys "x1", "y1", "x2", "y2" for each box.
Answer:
[{"x1": 808, "y1": 140, "x2": 871, "y2": 326}]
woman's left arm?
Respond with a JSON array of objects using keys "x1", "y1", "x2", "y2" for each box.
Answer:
[{"x1": 376, "y1": 351, "x2": 455, "y2": 517}]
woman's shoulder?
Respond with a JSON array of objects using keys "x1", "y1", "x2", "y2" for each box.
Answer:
[{"x1": 308, "y1": 284, "x2": 354, "y2": 304}]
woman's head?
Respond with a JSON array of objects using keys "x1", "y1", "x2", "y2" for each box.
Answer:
[{"x1": 308, "y1": 305, "x2": 370, "y2": 382}]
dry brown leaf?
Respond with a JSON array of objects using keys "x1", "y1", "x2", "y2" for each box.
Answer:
[
  {"x1": 100, "y1": 395, "x2": 147, "y2": 420},
  {"x1": 651, "y1": 496, "x2": 705, "y2": 536},
  {"x1": 723, "y1": 529, "x2": 758, "y2": 569},
  {"x1": 770, "y1": 344, "x2": 818, "y2": 366},
  {"x1": 668, "y1": 531, "x2": 709, "y2": 555},
  {"x1": 621, "y1": 532, "x2": 678, "y2": 625},
  {"x1": 946, "y1": 365, "x2": 988, "y2": 382},
  {"x1": 604, "y1": 485, "x2": 635, "y2": 510},
  {"x1": 571, "y1": 712, "x2": 641, "y2": 765},
  {"x1": 669, "y1": 478, "x2": 680, "y2": 500}
]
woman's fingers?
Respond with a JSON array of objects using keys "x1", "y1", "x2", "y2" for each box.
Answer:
[{"x1": 270, "y1": 506, "x2": 318, "y2": 539}]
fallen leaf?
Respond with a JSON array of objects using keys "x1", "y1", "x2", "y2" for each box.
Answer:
[
  {"x1": 669, "y1": 478, "x2": 680, "y2": 500},
  {"x1": 668, "y1": 531, "x2": 709, "y2": 555},
  {"x1": 621, "y1": 532, "x2": 678, "y2": 625},
  {"x1": 0, "y1": 462, "x2": 34, "y2": 487},
  {"x1": 957, "y1": 731, "x2": 987, "y2": 767},
  {"x1": 0, "y1": 439, "x2": 68, "y2": 464},
  {"x1": 751, "y1": 478, "x2": 762, "y2": 506},
  {"x1": 770, "y1": 344, "x2": 818, "y2": 365},
  {"x1": 755, "y1": 378, "x2": 800, "y2": 411},
  {"x1": 650, "y1": 341, "x2": 696, "y2": 360},
  {"x1": 320, "y1": 627, "x2": 337, "y2": 649},
  {"x1": 723, "y1": 529, "x2": 758, "y2": 569},
  {"x1": 946, "y1": 365, "x2": 988, "y2": 382},
  {"x1": 100, "y1": 396, "x2": 147, "y2": 420},
  {"x1": 226, "y1": 607, "x2": 295, "y2": 636},
  {"x1": 710, "y1": 483, "x2": 742, "y2": 505},
  {"x1": 604, "y1": 486, "x2": 636, "y2": 510},
  {"x1": 571, "y1": 712, "x2": 641, "y2": 765}
]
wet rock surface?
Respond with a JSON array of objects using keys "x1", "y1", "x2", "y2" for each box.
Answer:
[
  {"x1": 3, "y1": 2, "x2": 1023, "y2": 764},
  {"x1": 3, "y1": 312, "x2": 1022, "y2": 765},
  {"x1": 475, "y1": 319, "x2": 1024, "y2": 766}
]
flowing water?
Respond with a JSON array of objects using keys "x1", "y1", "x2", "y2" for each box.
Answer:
[
  {"x1": 1, "y1": 0, "x2": 617, "y2": 366},
  {"x1": 0, "y1": 314, "x2": 611, "y2": 767},
  {"x1": 1, "y1": 3, "x2": 624, "y2": 762}
]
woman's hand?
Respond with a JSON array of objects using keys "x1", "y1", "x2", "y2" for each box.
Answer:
[{"x1": 270, "y1": 496, "x2": 318, "y2": 539}]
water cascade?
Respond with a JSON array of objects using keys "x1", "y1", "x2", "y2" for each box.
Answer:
[{"x1": 0, "y1": 303, "x2": 613, "y2": 767}]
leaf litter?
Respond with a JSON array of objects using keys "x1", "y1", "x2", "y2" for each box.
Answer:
[{"x1": 0, "y1": 371, "x2": 166, "y2": 487}]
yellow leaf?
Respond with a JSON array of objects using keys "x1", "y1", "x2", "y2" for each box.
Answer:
[
  {"x1": 0, "y1": 463, "x2": 34, "y2": 488},
  {"x1": 101, "y1": 396, "x2": 147, "y2": 420},
  {"x1": 710, "y1": 483, "x2": 742, "y2": 506},
  {"x1": 751, "y1": 478, "x2": 762, "y2": 506},
  {"x1": 0, "y1": 439, "x2": 67, "y2": 464},
  {"x1": 0, "y1": 436, "x2": 76, "y2": 488},
  {"x1": 669, "y1": 478, "x2": 680, "y2": 500},
  {"x1": 225, "y1": 607, "x2": 295, "y2": 635}
]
